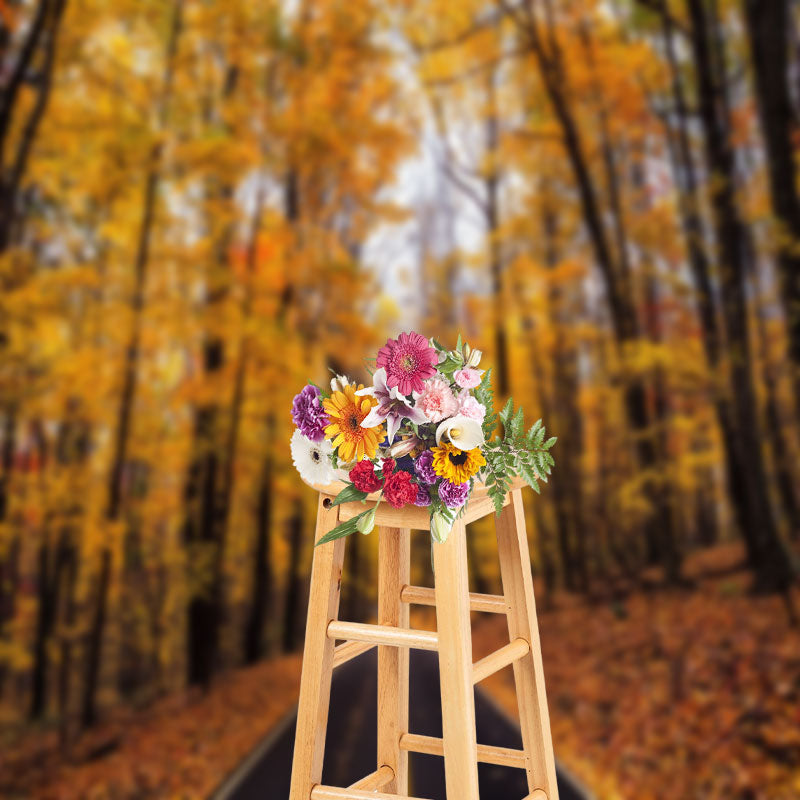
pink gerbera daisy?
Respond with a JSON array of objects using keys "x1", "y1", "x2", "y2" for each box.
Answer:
[{"x1": 376, "y1": 332, "x2": 438, "y2": 395}]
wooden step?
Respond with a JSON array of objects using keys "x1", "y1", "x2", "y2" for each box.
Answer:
[
  {"x1": 332, "y1": 640, "x2": 375, "y2": 669},
  {"x1": 327, "y1": 621, "x2": 438, "y2": 651},
  {"x1": 472, "y1": 637, "x2": 530, "y2": 684},
  {"x1": 348, "y1": 765, "x2": 394, "y2": 790},
  {"x1": 400, "y1": 584, "x2": 507, "y2": 614},
  {"x1": 311, "y1": 787, "x2": 431, "y2": 800},
  {"x1": 398, "y1": 732, "x2": 527, "y2": 769},
  {"x1": 524, "y1": 791, "x2": 548, "y2": 800}
]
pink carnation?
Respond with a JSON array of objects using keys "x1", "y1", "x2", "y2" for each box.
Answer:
[
  {"x1": 454, "y1": 367, "x2": 483, "y2": 389},
  {"x1": 457, "y1": 392, "x2": 486, "y2": 423},
  {"x1": 416, "y1": 377, "x2": 458, "y2": 422}
]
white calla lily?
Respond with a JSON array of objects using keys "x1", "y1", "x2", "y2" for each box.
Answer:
[{"x1": 435, "y1": 415, "x2": 485, "y2": 450}]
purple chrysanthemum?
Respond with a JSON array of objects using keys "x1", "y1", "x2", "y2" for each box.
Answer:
[
  {"x1": 414, "y1": 484, "x2": 432, "y2": 507},
  {"x1": 414, "y1": 450, "x2": 437, "y2": 485},
  {"x1": 438, "y1": 479, "x2": 470, "y2": 509},
  {"x1": 291, "y1": 384, "x2": 329, "y2": 442}
]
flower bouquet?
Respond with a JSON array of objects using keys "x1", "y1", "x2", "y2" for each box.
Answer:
[{"x1": 290, "y1": 332, "x2": 556, "y2": 545}]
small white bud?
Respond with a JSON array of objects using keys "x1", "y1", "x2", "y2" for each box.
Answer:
[
  {"x1": 390, "y1": 436, "x2": 420, "y2": 458},
  {"x1": 430, "y1": 512, "x2": 452, "y2": 544},
  {"x1": 356, "y1": 507, "x2": 376, "y2": 535},
  {"x1": 330, "y1": 374, "x2": 350, "y2": 393},
  {"x1": 467, "y1": 349, "x2": 482, "y2": 368}
]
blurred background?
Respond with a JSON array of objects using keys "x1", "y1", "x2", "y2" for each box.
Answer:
[{"x1": 1, "y1": 0, "x2": 799, "y2": 798}]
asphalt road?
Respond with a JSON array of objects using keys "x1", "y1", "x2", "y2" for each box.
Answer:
[{"x1": 215, "y1": 648, "x2": 591, "y2": 800}]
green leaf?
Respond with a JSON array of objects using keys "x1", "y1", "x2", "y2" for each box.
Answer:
[
  {"x1": 500, "y1": 397, "x2": 514, "y2": 425},
  {"x1": 308, "y1": 380, "x2": 330, "y2": 398},
  {"x1": 510, "y1": 406, "x2": 524, "y2": 438},
  {"x1": 474, "y1": 368, "x2": 497, "y2": 439},
  {"x1": 437, "y1": 356, "x2": 462, "y2": 376},
  {"x1": 543, "y1": 436, "x2": 557, "y2": 450},
  {"x1": 330, "y1": 484, "x2": 369, "y2": 507},
  {"x1": 316, "y1": 510, "x2": 374, "y2": 546}
]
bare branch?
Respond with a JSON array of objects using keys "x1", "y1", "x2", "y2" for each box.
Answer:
[
  {"x1": 410, "y1": 9, "x2": 503, "y2": 53},
  {"x1": 422, "y1": 47, "x2": 528, "y2": 89},
  {"x1": 0, "y1": 0, "x2": 52, "y2": 160},
  {"x1": 633, "y1": 0, "x2": 691, "y2": 38},
  {"x1": 440, "y1": 158, "x2": 489, "y2": 216}
]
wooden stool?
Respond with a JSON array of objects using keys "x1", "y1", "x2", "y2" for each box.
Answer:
[{"x1": 289, "y1": 478, "x2": 558, "y2": 800}]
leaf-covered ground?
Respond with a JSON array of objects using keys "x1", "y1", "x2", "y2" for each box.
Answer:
[
  {"x1": 0, "y1": 654, "x2": 302, "y2": 800},
  {"x1": 2, "y1": 544, "x2": 799, "y2": 800},
  {"x1": 474, "y1": 543, "x2": 800, "y2": 800}
]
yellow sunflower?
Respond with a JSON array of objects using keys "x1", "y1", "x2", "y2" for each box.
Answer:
[
  {"x1": 323, "y1": 384, "x2": 382, "y2": 462},
  {"x1": 431, "y1": 442, "x2": 486, "y2": 484}
]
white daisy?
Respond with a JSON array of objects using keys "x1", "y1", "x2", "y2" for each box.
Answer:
[{"x1": 291, "y1": 429, "x2": 336, "y2": 485}]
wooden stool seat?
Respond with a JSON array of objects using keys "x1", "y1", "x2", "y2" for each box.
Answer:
[{"x1": 289, "y1": 478, "x2": 559, "y2": 800}]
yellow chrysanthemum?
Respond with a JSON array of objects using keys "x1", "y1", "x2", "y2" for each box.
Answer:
[
  {"x1": 323, "y1": 384, "x2": 382, "y2": 463},
  {"x1": 431, "y1": 442, "x2": 486, "y2": 484}
]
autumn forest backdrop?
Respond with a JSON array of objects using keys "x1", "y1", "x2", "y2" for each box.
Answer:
[{"x1": 1, "y1": 0, "x2": 799, "y2": 798}]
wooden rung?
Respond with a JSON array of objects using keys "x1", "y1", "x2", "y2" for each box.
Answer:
[
  {"x1": 524, "y1": 791, "x2": 548, "y2": 800},
  {"x1": 311, "y1": 786, "x2": 431, "y2": 800},
  {"x1": 348, "y1": 765, "x2": 394, "y2": 790},
  {"x1": 400, "y1": 584, "x2": 507, "y2": 614},
  {"x1": 472, "y1": 637, "x2": 530, "y2": 684},
  {"x1": 332, "y1": 640, "x2": 375, "y2": 669},
  {"x1": 398, "y1": 732, "x2": 527, "y2": 769},
  {"x1": 327, "y1": 620, "x2": 438, "y2": 651}
]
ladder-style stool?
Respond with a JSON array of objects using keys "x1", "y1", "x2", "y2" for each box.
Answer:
[{"x1": 289, "y1": 478, "x2": 558, "y2": 800}]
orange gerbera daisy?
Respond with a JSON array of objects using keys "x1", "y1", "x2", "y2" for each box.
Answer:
[{"x1": 323, "y1": 384, "x2": 382, "y2": 462}]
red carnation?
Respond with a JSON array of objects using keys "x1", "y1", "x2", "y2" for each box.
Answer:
[
  {"x1": 349, "y1": 459, "x2": 383, "y2": 493},
  {"x1": 381, "y1": 458, "x2": 396, "y2": 478},
  {"x1": 383, "y1": 470, "x2": 417, "y2": 509}
]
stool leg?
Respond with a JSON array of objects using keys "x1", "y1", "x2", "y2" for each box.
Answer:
[
  {"x1": 377, "y1": 526, "x2": 410, "y2": 794},
  {"x1": 495, "y1": 489, "x2": 559, "y2": 799},
  {"x1": 289, "y1": 496, "x2": 346, "y2": 800},
  {"x1": 433, "y1": 519, "x2": 480, "y2": 800}
]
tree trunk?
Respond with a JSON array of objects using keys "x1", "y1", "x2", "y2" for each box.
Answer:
[
  {"x1": 243, "y1": 441, "x2": 275, "y2": 663},
  {"x1": 0, "y1": 0, "x2": 67, "y2": 252},
  {"x1": 513, "y1": 6, "x2": 677, "y2": 579},
  {"x1": 686, "y1": 0, "x2": 794, "y2": 592},
  {"x1": 752, "y1": 269, "x2": 800, "y2": 534},
  {"x1": 743, "y1": 0, "x2": 800, "y2": 400},
  {"x1": 80, "y1": 548, "x2": 110, "y2": 728},
  {"x1": 485, "y1": 71, "x2": 509, "y2": 397},
  {"x1": 0, "y1": 410, "x2": 17, "y2": 697},
  {"x1": 82, "y1": 0, "x2": 183, "y2": 726},
  {"x1": 655, "y1": 1, "x2": 780, "y2": 562},
  {"x1": 57, "y1": 533, "x2": 77, "y2": 748},
  {"x1": 282, "y1": 499, "x2": 305, "y2": 653},
  {"x1": 30, "y1": 530, "x2": 54, "y2": 719},
  {"x1": 541, "y1": 202, "x2": 587, "y2": 590}
]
